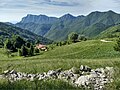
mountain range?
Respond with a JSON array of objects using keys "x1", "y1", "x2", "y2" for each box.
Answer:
[{"x1": 15, "y1": 10, "x2": 120, "y2": 41}]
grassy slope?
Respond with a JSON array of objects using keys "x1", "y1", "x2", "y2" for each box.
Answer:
[
  {"x1": 39, "y1": 40, "x2": 120, "y2": 59},
  {"x1": 0, "y1": 40, "x2": 120, "y2": 90},
  {"x1": 97, "y1": 24, "x2": 120, "y2": 38}
]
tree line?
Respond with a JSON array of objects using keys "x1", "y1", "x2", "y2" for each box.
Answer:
[{"x1": 4, "y1": 35, "x2": 39, "y2": 57}]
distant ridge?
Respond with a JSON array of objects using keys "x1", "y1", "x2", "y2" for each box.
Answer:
[{"x1": 16, "y1": 10, "x2": 120, "y2": 41}]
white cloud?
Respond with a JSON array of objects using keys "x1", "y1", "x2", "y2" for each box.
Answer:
[{"x1": 0, "y1": 0, "x2": 120, "y2": 22}]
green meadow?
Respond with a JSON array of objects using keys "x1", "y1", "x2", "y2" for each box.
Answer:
[{"x1": 0, "y1": 39, "x2": 120, "y2": 90}]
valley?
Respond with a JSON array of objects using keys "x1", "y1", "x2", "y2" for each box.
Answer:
[{"x1": 0, "y1": 8, "x2": 120, "y2": 90}]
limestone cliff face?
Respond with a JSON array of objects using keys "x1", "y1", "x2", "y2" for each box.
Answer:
[{"x1": 19, "y1": 14, "x2": 58, "y2": 24}]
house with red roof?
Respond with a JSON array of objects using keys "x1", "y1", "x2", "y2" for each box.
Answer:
[{"x1": 35, "y1": 44, "x2": 48, "y2": 51}]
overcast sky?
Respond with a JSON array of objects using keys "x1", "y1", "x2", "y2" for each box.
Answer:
[{"x1": 0, "y1": 0, "x2": 120, "y2": 23}]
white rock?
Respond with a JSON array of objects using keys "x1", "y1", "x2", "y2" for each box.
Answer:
[
  {"x1": 2, "y1": 66, "x2": 114, "y2": 90},
  {"x1": 4, "y1": 70, "x2": 10, "y2": 74},
  {"x1": 47, "y1": 70, "x2": 56, "y2": 76},
  {"x1": 9, "y1": 70, "x2": 17, "y2": 74},
  {"x1": 80, "y1": 65, "x2": 84, "y2": 71},
  {"x1": 75, "y1": 75, "x2": 90, "y2": 86}
]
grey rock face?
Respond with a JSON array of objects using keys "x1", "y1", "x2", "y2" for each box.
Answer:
[{"x1": 19, "y1": 14, "x2": 58, "y2": 24}]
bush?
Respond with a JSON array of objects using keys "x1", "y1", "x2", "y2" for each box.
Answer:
[
  {"x1": 68, "y1": 32, "x2": 78, "y2": 43},
  {"x1": 21, "y1": 45, "x2": 29, "y2": 57},
  {"x1": 78, "y1": 35, "x2": 87, "y2": 41},
  {"x1": 114, "y1": 38, "x2": 120, "y2": 52},
  {"x1": 4, "y1": 49, "x2": 11, "y2": 57},
  {"x1": 48, "y1": 44, "x2": 55, "y2": 50},
  {"x1": 4, "y1": 39, "x2": 15, "y2": 51},
  {"x1": 66, "y1": 40, "x2": 72, "y2": 45},
  {"x1": 61, "y1": 41, "x2": 67, "y2": 46},
  {"x1": 34, "y1": 48, "x2": 40, "y2": 53},
  {"x1": 18, "y1": 49, "x2": 22, "y2": 56},
  {"x1": 29, "y1": 45, "x2": 34, "y2": 56},
  {"x1": 26, "y1": 42, "x2": 31, "y2": 48}
]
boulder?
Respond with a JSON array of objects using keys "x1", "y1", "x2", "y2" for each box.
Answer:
[
  {"x1": 3, "y1": 70, "x2": 10, "y2": 74},
  {"x1": 75, "y1": 75, "x2": 90, "y2": 86},
  {"x1": 9, "y1": 70, "x2": 17, "y2": 74},
  {"x1": 80, "y1": 65, "x2": 91, "y2": 72},
  {"x1": 47, "y1": 70, "x2": 57, "y2": 76},
  {"x1": 70, "y1": 67, "x2": 79, "y2": 74}
]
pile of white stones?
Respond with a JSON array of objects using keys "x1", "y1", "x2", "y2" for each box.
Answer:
[{"x1": 0, "y1": 65, "x2": 114, "y2": 90}]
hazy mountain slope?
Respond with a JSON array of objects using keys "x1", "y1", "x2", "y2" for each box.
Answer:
[
  {"x1": 44, "y1": 14, "x2": 79, "y2": 41},
  {"x1": 0, "y1": 22, "x2": 52, "y2": 44},
  {"x1": 45, "y1": 10, "x2": 120, "y2": 41},
  {"x1": 16, "y1": 14, "x2": 58, "y2": 36},
  {"x1": 16, "y1": 10, "x2": 120, "y2": 41},
  {"x1": 97, "y1": 24, "x2": 120, "y2": 38},
  {"x1": 16, "y1": 22, "x2": 52, "y2": 36}
]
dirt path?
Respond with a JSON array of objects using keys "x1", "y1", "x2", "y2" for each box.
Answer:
[{"x1": 100, "y1": 39, "x2": 113, "y2": 42}]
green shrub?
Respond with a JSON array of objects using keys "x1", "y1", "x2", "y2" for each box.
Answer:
[
  {"x1": 78, "y1": 35, "x2": 87, "y2": 41},
  {"x1": 68, "y1": 32, "x2": 78, "y2": 43},
  {"x1": 18, "y1": 49, "x2": 22, "y2": 56},
  {"x1": 114, "y1": 38, "x2": 120, "y2": 52},
  {"x1": 29, "y1": 45, "x2": 34, "y2": 56},
  {"x1": 34, "y1": 48, "x2": 40, "y2": 53},
  {"x1": 21, "y1": 45, "x2": 29, "y2": 57}
]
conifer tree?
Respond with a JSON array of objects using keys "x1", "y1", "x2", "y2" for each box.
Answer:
[
  {"x1": 29, "y1": 45, "x2": 34, "y2": 56},
  {"x1": 21, "y1": 45, "x2": 29, "y2": 56}
]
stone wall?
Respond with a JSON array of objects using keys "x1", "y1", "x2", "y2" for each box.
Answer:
[{"x1": 0, "y1": 65, "x2": 114, "y2": 90}]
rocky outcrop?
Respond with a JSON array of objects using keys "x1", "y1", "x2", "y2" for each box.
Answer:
[
  {"x1": 0, "y1": 65, "x2": 114, "y2": 90},
  {"x1": 18, "y1": 14, "x2": 58, "y2": 24}
]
